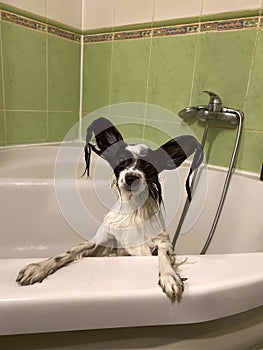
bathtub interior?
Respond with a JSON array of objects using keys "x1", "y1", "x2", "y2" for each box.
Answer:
[{"x1": 0, "y1": 144, "x2": 262, "y2": 258}]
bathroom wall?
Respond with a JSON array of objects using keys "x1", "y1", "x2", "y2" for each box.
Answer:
[
  {"x1": 82, "y1": 0, "x2": 263, "y2": 174},
  {"x1": 0, "y1": 0, "x2": 82, "y2": 145},
  {"x1": 0, "y1": 0, "x2": 262, "y2": 174}
]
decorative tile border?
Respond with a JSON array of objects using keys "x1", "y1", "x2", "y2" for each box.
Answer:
[
  {"x1": 84, "y1": 33, "x2": 113, "y2": 43},
  {"x1": 1, "y1": 10, "x2": 81, "y2": 42},
  {"x1": 1, "y1": 9, "x2": 262, "y2": 44},
  {"x1": 114, "y1": 29, "x2": 152, "y2": 40},
  {"x1": 153, "y1": 24, "x2": 198, "y2": 37},
  {"x1": 1, "y1": 10, "x2": 46, "y2": 33},
  {"x1": 84, "y1": 16, "x2": 260, "y2": 43},
  {"x1": 47, "y1": 25, "x2": 81, "y2": 42},
  {"x1": 201, "y1": 17, "x2": 259, "y2": 32}
]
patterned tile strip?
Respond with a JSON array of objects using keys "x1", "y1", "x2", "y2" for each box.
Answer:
[
  {"x1": 84, "y1": 33, "x2": 114, "y2": 43},
  {"x1": 114, "y1": 29, "x2": 152, "y2": 40},
  {"x1": 84, "y1": 16, "x2": 259, "y2": 43},
  {"x1": 1, "y1": 10, "x2": 46, "y2": 32},
  {"x1": 48, "y1": 26, "x2": 81, "y2": 42},
  {"x1": 153, "y1": 24, "x2": 198, "y2": 37},
  {"x1": 201, "y1": 17, "x2": 259, "y2": 32}
]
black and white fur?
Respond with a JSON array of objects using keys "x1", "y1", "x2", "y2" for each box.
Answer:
[{"x1": 16, "y1": 118, "x2": 203, "y2": 301}]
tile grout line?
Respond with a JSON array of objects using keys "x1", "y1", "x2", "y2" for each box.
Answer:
[
  {"x1": 108, "y1": 4, "x2": 116, "y2": 111},
  {"x1": 189, "y1": 0, "x2": 205, "y2": 107},
  {"x1": 78, "y1": 0, "x2": 85, "y2": 140},
  {"x1": 45, "y1": 0, "x2": 49, "y2": 142},
  {"x1": 3, "y1": 109, "x2": 78, "y2": 113},
  {"x1": 0, "y1": 9, "x2": 7, "y2": 145},
  {"x1": 68, "y1": 109, "x2": 263, "y2": 131},
  {"x1": 243, "y1": 0, "x2": 263, "y2": 113},
  {"x1": 142, "y1": 0, "x2": 156, "y2": 142}
]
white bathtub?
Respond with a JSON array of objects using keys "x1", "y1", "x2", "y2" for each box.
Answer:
[{"x1": 0, "y1": 144, "x2": 262, "y2": 350}]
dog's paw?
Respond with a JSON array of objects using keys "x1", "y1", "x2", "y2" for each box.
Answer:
[
  {"x1": 16, "y1": 262, "x2": 49, "y2": 286},
  {"x1": 158, "y1": 271, "x2": 184, "y2": 301}
]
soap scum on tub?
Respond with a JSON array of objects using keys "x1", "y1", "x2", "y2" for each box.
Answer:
[{"x1": 16, "y1": 117, "x2": 203, "y2": 301}]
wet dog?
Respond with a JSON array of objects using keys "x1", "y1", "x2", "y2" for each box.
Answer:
[{"x1": 16, "y1": 117, "x2": 203, "y2": 300}]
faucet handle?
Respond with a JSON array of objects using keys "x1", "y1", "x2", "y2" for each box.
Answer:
[{"x1": 203, "y1": 90, "x2": 222, "y2": 112}]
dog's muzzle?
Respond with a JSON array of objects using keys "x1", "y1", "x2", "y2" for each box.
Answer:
[{"x1": 124, "y1": 173, "x2": 143, "y2": 192}]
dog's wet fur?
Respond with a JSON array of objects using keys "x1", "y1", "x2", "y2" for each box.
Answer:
[{"x1": 16, "y1": 118, "x2": 203, "y2": 301}]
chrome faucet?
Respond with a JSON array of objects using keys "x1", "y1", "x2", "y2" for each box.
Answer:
[
  {"x1": 179, "y1": 90, "x2": 240, "y2": 125},
  {"x1": 174, "y1": 90, "x2": 244, "y2": 254}
]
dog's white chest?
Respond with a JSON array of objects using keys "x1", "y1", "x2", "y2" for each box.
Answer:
[{"x1": 92, "y1": 197, "x2": 165, "y2": 248}]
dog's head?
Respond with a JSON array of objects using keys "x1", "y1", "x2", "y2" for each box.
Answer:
[{"x1": 83, "y1": 117, "x2": 203, "y2": 203}]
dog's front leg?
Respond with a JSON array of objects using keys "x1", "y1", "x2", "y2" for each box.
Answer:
[
  {"x1": 154, "y1": 234, "x2": 184, "y2": 301},
  {"x1": 16, "y1": 241, "x2": 97, "y2": 286}
]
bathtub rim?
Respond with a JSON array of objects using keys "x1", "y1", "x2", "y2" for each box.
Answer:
[
  {"x1": 0, "y1": 142, "x2": 260, "y2": 181},
  {"x1": 0, "y1": 253, "x2": 263, "y2": 336}
]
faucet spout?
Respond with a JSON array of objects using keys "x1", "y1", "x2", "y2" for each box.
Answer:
[
  {"x1": 203, "y1": 90, "x2": 222, "y2": 112},
  {"x1": 178, "y1": 91, "x2": 241, "y2": 125}
]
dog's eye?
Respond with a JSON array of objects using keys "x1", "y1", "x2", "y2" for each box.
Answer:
[
  {"x1": 119, "y1": 158, "x2": 131, "y2": 167},
  {"x1": 142, "y1": 160, "x2": 154, "y2": 171}
]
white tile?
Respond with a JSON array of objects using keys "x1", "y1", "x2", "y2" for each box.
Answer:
[
  {"x1": 154, "y1": 0, "x2": 202, "y2": 21},
  {"x1": 83, "y1": 0, "x2": 115, "y2": 30},
  {"x1": 202, "y1": 0, "x2": 262, "y2": 15},
  {"x1": 115, "y1": 0, "x2": 154, "y2": 26},
  {"x1": 1, "y1": 0, "x2": 46, "y2": 17},
  {"x1": 47, "y1": 0, "x2": 82, "y2": 29}
]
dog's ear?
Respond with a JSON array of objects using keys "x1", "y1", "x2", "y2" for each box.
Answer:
[
  {"x1": 86, "y1": 117, "x2": 124, "y2": 152},
  {"x1": 83, "y1": 117, "x2": 125, "y2": 176},
  {"x1": 152, "y1": 135, "x2": 203, "y2": 201}
]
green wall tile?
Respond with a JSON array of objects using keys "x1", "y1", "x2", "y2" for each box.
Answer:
[
  {"x1": 111, "y1": 39, "x2": 150, "y2": 104},
  {"x1": 2, "y1": 22, "x2": 46, "y2": 110},
  {"x1": 108, "y1": 102, "x2": 146, "y2": 119},
  {"x1": 0, "y1": 6, "x2": 261, "y2": 175},
  {"x1": 236, "y1": 130, "x2": 263, "y2": 173},
  {"x1": 48, "y1": 35, "x2": 80, "y2": 111},
  {"x1": 192, "y1": 125, "x2": 263, "y2": 173},
  {"x1": 0, "y1": 20, "x2": 3, "y2": 110},
  {"x1": 117, "y1": 122, "x2": 144, "y2": 142},
  {"x1": 6, "y1": 111, "x2": 47, "y2": 144},
  {"x1": 0, "y1": 60, "x2": 3, "y2": 110},
  {"x1": 244, "y1": 28, "x2": 263, "y2": 130},
  {"x1": 83, "y1": 42, "x2": 112, "y2": 115},
  {"x1": 144, "y1": 104, "x2": 199, "y2": 150},
  {"x1": 148, "y1": 35, "x2": 197, "y2": 115},
  {"x1": 201, "y1": 126, "x2": 237, "y2": 168},
  {"x1": 143, "y1": 124, "x2": 171, "y2": 147},
  {"x1": 48, "y1": 112, "x2": 79, "y2": 141},
  {"x1": 0, "y1": 111, "x2": 6, "y2": 145},
  {"x1": 192, "y1": 29, "x2": 257, "y2": 111}
]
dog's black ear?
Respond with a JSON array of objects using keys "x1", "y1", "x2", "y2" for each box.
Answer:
[
  {"x1": 83, "y1": 117, "x2": 125, "y2": 176},
  {"x1": 152, "y1": 135, "x2": 203, "y2": 201},
  {"x1": 87, "y1": 117, "x2": 124, "y2": 152}
]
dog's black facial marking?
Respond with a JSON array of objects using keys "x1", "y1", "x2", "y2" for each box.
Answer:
[
  {"x1": 112, "y1": 149, "x2": 135, "y2": 182},
  {"x1": 135, "y1": 158, "x2": 159, "y2": 182},
  {"x1": 110, "y1": 144, "x2": 164, "y2": 204}
]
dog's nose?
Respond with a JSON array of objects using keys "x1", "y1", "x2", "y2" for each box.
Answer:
[{"x1": 125, "y1": 173, "x2": 141, "y2": 186}]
